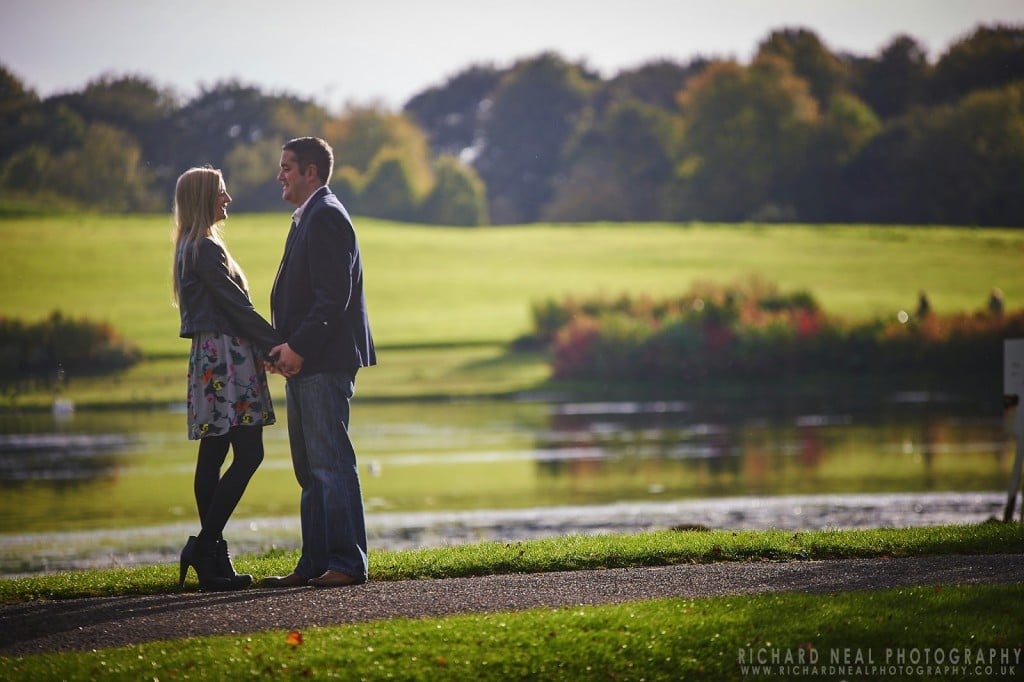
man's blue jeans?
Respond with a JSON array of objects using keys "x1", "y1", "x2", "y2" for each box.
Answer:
[{"x1": 285, "y1": 369, "x2": 368, "y2": 581}]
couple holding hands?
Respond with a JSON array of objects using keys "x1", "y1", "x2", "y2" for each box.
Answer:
[{"x1": 172, "y1": 137, "x2": 375, "y2": 591}]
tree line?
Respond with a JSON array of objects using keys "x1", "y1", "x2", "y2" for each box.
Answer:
[{"x1": 2, "y1": 23, "x2": 1022, "y2": 226}]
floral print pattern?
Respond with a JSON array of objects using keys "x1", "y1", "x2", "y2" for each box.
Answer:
[{"x1": 187, "y1": 332, "x2": 275, "y2": 439}]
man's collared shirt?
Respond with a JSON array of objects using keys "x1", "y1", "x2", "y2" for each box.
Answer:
[{"x1": 291, "y1": 185, "x2": 324, "y2": 226}]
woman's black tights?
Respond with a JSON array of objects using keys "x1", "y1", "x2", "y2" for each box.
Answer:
[{"x1": 194, "y1": 426, "x2": 264, "y2": 542}]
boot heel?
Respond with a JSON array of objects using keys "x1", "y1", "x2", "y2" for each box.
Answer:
[{"x1": 178, "y1": 536, "x2": 197, "y2": 588}]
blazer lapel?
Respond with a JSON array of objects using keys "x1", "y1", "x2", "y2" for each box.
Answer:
[{"x1": 270, "y1": 187, "x2": 329, "y2": 320}]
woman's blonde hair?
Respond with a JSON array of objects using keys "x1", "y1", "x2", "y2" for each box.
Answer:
[{"x1": 171, "y1": 167, "x2": 246, "y2": 305}]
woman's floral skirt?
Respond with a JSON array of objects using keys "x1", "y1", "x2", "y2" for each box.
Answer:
[{"x1": 186, "y1": 332, "x2": 276, "y2": 440}]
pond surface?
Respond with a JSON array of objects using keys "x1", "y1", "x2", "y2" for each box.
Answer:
[{"x1": 0, "y1": 393, "x2": 1019, "y2": 576}]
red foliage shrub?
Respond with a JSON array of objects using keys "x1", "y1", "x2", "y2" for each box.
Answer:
[{"x1": 533, "y1": 280, "x2": 1021, "y2": 384}]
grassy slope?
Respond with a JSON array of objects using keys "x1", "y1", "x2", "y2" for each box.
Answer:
[
  {"x1": 4, "y1": 216, "x2": 1023, "y2": 353},
  {"x1": 3, "y1": 215, "x2": 1022, "y2": 406}
]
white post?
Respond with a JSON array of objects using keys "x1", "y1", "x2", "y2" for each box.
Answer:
[{"x1": 1003, "y1": 340, "x2": 1024, "y2": 522}]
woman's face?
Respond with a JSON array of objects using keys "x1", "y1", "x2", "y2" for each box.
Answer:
[{"x1": 214, "y1": 179, "x2": 232, "y2": 222}]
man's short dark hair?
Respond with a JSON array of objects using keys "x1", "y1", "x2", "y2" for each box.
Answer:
[{"x1": 283, "y1": 137, "x2": 334, "y2": 185}]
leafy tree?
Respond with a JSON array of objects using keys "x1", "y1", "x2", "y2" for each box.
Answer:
[
  {"x1": 37, "y1": 104, "x2": 88, "y2": 155},
  {"x1": 323, "y1": 105, "x2": 434, "y2": 201},
  {"x1": 50, "y1": 76, "x2": 177, "y2": 143},
  {"x1": 223, "y1": 138, "x2": 285, "y2": 211},
  {"x1": 0, "y1": 145, "x2": 51, "y2": 193},
  {"x1": 844, "y1": 83, "x2": 1024, "y2": 226},
  {"x1": 930, "y1": 24, "x2": 1024, "y2": 104},
  {"x1": 919, "y1": 84, "x2": 1024, "y2": 225},
  {"x1": 47, "y1": 122, "x2": 158, "y2": 211},
  {"x1": 853, "y1": 35, "x2": 931, "y2": 119},
  {"x1": 419, "y1": 155, "x2": 489, "y2": 226},
  {"x1": 676, "y1": 56, "x2": 820, "y2": 221},
  {"x1": 757, "y1": 28, "x2": 848, "y2": 107},
  {"x1": 169, "y1": 81, "x2": 328, "y2": 188},
  {"x1": 332, "y1": 166, "x2": 363, "y2": 208},
  {"x1": 545, "y1": 100, "x2": 681, "y2": 221},
  {"x1": 360, "y1": 151, "x2": 419, "y2": 222},
  {"x1": 0, "y1": 69, "x2": 86, "y2": 160},
  {"x1": 798, "y1": 92, "x2": 881, "y2": 220},
  {"x1": 0, "y1": 64, "x2": 34, "y2": 112},
  {"x1": 542, "y1": 157, "x2": 632, "y2": 222},
  {"x1": 597, "y1": 59, "x2": 709, "y2": 114},
  {"x1": 0, "y1": 65, "x2": 47, "y2": 161},
  {"x1": 840, "y1": 114, "x2": 927, "y2": 224},
  {"x1": 475, "y1": 53, "x2": 598, "y2": 224},
  {"x1": 403, "y1": 65, "x2": 503, "y2": 158}
]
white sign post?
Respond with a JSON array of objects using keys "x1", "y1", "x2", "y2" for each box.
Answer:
[{"x1": 1003, "y1": 340, "x2": 1024, "y2": 522}]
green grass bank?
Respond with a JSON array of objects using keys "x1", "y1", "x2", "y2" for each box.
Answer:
[
  {"x1": 3, "y1": 215, "x2": 1022, "y2": 408},
  {"x1": 4, "y1": 523, "x2": 1021, "y2": 603}
]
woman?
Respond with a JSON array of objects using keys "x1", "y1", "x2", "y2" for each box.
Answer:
[{"x1": 172, "y1": 167, "x2": 281, "y2": 591}]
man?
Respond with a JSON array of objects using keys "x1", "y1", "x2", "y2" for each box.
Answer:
[{"x1": 261, "y1": 137, "x2": 376, "y2": 588}]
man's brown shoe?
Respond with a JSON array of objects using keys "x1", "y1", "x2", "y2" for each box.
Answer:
[
  {"x1": 307, "y1": 570, "x2": 364, "y2": 588},
  {"x1": 259, "y1": 571, "x2": 308, "y2": 588}
]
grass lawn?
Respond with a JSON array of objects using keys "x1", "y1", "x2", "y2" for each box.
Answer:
[
  {"x1": 5, "y1": 584, "x2": 1021, "y2": 680},
  {"x1": 3, "y1": 215, "x2": 1023, "y2": 407}
]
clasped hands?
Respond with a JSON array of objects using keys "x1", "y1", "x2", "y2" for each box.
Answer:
[{"x1": 266, "y1": 343, "x2": 304, "y2": 378}]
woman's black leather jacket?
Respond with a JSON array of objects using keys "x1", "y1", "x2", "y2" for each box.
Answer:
[{"x1": 177, "y1": 237, "x2": 281, "y2": 357}]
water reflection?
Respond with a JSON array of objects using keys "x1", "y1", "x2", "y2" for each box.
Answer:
[
  {"x1": 531, "y1": 400, "x2": 1013, "y2": 504},
  {"x1": 0, "y1": 432, "x2": 132, "y2": 483},
  {"x1": 0, "y1": 395, "x2": 1017, "y2": 574},
  {"x1": 540, "y1": 401, "x2": 742, "y2": 497}
]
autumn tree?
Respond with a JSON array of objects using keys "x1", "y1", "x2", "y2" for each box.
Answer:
[
  {"x1": 46, "y1": 122, "x2": 158, "y2": 211},
  {"x1": 419, "y1": 155, "x2": 489, "y2": 226},
  {"x1": 324, "y1": 106, "x2": 433, "y2": 196},
  {"x1": 757, "y1": 28, "x2": 848, "y2": 107},
  {"x1": 596, "y1": 59, "x2": 708, "y2": 114},
  {"x1": 676, "y1": 56, "x2": 820, "y2": 221}
]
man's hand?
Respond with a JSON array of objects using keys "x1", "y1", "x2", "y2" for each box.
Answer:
[{"x1": 269, "y1": 343, "x2": 304, "y2": 378}]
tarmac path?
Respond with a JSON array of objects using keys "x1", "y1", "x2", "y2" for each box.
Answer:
[{"x1": 2, "y1": 553, "x2": 1022, "y2": 656}]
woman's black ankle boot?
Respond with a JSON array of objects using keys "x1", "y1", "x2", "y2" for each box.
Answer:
[
  {"x1": 178, "y1": 536, "x2": 237, "y2": 591},
  {"x1": 215, "y1": 539, "x2": 253, "y2": 588}
]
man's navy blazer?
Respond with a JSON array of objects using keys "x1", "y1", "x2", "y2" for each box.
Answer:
[{"x1": 271, "y1": 186, "x2": 376, "y2": 375}]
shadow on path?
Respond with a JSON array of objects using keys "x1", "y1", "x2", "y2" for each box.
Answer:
[{"x1": 2, "y1": 553, "x2": 1022, "y2": 656}]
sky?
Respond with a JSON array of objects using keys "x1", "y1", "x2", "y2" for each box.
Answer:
[{"x1": 3, "y1": 0, "x2": 1024, "y2": 112}]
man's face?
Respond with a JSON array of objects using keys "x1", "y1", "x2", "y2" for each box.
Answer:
[{"x1": 278, "y1": 150, "x2": 315, "y2": 207}]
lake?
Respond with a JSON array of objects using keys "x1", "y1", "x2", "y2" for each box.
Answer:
[{"x1": 0, "y1": 392, "x2": 1019, "y2": 576}]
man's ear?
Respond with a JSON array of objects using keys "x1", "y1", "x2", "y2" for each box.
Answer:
[{"x1": 303, "y1": 164, "x2": 320, "y2": 183}]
